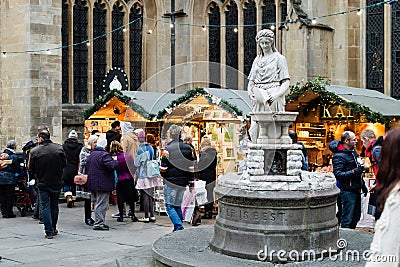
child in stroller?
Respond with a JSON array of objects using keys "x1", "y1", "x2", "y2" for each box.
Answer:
[{"x1": 13, "y1": 152, "x2": 36, "y2": 217}]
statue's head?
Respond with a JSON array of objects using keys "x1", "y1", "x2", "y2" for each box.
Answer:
[{"x1": 256, "y1": 29, "x2": 277, "y2": 54}]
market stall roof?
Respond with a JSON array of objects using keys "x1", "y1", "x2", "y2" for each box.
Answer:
[
  {"x1": 325, "y1": 85, "x2": 400, "y2": 117},
  {"x1": 121, "y1": 91, "x2": 183, "y2": 117},
  {"x1": 204, "y1": 88, "x2": 252, "y2": 115}
]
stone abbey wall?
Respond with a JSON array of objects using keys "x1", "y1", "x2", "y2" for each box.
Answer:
[{"x1": 0, "y1": 0, "x2": 370, "y2": 146}]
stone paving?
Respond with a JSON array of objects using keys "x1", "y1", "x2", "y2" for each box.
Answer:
[{"x1": 0, "y1": 201, "x2": 215, "y2": 266}]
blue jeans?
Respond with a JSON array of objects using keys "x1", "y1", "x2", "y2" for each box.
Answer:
[
  {"x1": 164, "y1": 184, "x2": 185, "y2": 231},
  {"x1": 340, "y1": 190, "x2": 361, "y2": 229},
  {"x1": 39, "y1": 186, "x2": 62, "y2": 236}
]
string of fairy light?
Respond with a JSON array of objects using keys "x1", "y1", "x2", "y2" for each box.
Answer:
[{"x1": 1, "y1": 0, "x2": 397, "y2": 57}]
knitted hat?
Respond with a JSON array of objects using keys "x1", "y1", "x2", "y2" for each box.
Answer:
[
  {"x1": 120, "y1": 121, "x2": 135, "y2": 134},
  {"x1": 97, "y1": 137, "x2": 107, "y2": 148},
  {"x1": 68, "y1": 130, "x2": 78, "y2": 139}
]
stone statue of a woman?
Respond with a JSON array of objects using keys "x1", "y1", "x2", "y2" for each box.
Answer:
[{"x1": 248, "y1": 29, "x2": 290, "y2": 142}]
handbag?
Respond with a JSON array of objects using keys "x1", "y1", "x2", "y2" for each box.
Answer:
[
  {"x1": 146, "y1": 159, "x2": 161, "y2": 177},
  {"x1": 74, "y1": 174, "x2": 88, "y2": 185}
]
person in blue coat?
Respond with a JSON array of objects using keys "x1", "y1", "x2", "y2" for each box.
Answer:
[
  {"x1": 0, "y1": 140, "x2": 22, "y2": 218},
  {"x1": 86, "y1": 136, "x2": 118, "y2": 230},
  {"x1": 329, "y1": 131, "x2": 367, "y2": 229}
]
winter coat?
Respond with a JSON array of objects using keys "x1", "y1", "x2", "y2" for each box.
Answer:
[
  {"x1": 161, "y1": 139, "x2": 195, "y2": 187},
  {"x1": 86, "y1": 147, "x2": 118, "y2": 192},
  {"x1": 198, "y1": 147, "x2": 217, "y2": 184},
  {"x1": 329, "y1": 140, "x2": 364, "y2": 192},
  {"x1": 0, "y1": 148, "x2": 22, "y2": 185},
  {"x1": 134, "y1": 143, "x2": 155, "y2": 179},
  {"x1": 28, "y1": 140, "x2": 66, "y2": 187},
  {"x1": 62, "y1": 138, "x2": 83, "y2": 184},
  {"x1": 115, "y1": 152, "x2": 135, "y2": 181},
  {"x1": 121, "y1": 132, "x2": 139, "y2": 160}
]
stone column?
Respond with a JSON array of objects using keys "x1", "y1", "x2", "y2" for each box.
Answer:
[{"x1": 0, "y1": 0, "x2": 63, "y2": 145}]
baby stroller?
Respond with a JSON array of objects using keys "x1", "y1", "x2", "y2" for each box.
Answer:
[{"x1": 13, "y1": 152, "x2": 36, "y2": 217}]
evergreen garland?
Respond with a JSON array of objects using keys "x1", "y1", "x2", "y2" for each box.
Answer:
[
  {"x1": 156, "y1": 88, "x2": 243, "y2": 119},
  {"x1": 82, "y1": 89, "x2": 152, "y2": 120},
  {"x1": 286, "y1": 77, "x2": 390, "y2": 126}
]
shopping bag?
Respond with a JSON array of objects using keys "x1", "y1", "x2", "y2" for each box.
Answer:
[
  {"x1": 194, "y1": 180, "x2": 208, "y2": 206},
  {"x1": 146, "y1": 159, "x2": 161, "y2": 177},
  {"x1": 182, "y1": 188, "x2": 196, "y2": 222}
]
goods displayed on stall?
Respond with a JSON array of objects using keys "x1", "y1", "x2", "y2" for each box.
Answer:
[
  {"x1": 285, "y1": 78, "x2": 400, "y2": 229},
  {"x1": 157, "y1": 88, "x2": 249, "y2": 175},
  {"x1": 286, "y1": 77, "x2": 399, "y2": 171}
]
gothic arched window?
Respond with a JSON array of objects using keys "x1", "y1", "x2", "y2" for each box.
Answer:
[
  {"x1": 208, "y1": 2, "x2": 221, "y2": 88},
  {"x1": 62, "y1": 1, "x2": 69, "y2": 104},
  {"x1": 244, "y1": 1, "x2": 257, "y2": 89},
  {"x1": 73, "y1": 0, "x2": 88, "y2": 103},
  {"x1": 366, "y1": 0, "x2": 384, "y2": 93},
  {"x1": 225, "y1": 1, "x2": 238, "y2": 89},
  {"x1": 112, "y1": 2, "x2": 125, "y2": 69},
  {"x1": 391, "y1": 2, "x2": 400, "y2": 99},
  {"x1": 93, "y1": 0, "x2": 107, "y2": 100},
  {"x1": 262, "y1": 0, "x2": 276, "y2": 26},
  {"x1": 129, "y1": 4, "x2": 142, "y2": 91}
]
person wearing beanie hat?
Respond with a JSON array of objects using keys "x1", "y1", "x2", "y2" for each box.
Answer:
[
  {"x1": 68, "y1": 130, "x2": 78, "y2": 139},
  {"x1": 121, "y1": 123, "x2": 140, "y2": 166},
  {"x1": 120, "y1": 122, "x2": 135, "y2": 135},
  {"x1": 96, "y1": 137, "x2": 107, "y2": 148},
  {"x1": 62, "y1": 129, "x2": 84, "y2": 208},
  {"x1": 86, "y1": 135, "x2": 118, "y2": 230},
  {"x1": 134, "y1": 130, "x2": 161, "y2": 223}
]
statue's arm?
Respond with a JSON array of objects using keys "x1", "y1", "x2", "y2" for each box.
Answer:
[{"x1": 248, "y1": 80, "x2": 256, "y2": 100}]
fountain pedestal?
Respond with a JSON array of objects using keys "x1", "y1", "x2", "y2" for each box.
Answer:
[{"x1": 209, "y1": 112, "x2": 339, "y2": 262}]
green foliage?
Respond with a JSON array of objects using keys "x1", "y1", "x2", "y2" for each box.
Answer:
[
  {"x1": 82, "y1": 90, "x2": 153, "y2": 120},
  {"x1": 155, "y1": 88, "x2": 243, "y2": 119},
  {"x1": 286, "y1": 77, "x2": 389, "y2": 126}
]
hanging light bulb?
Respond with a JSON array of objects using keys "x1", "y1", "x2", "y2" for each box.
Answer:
[
  {"x1": 147, "y1": 29, "x2": 153, "y2": 34},
  {"x1": 170, "y1": 23, "x2": 174, "y2": 28},
  {"x1": 122, "y1": 27, "x2": 127, "y2": 32},
  {"x1": 2, "y1": 52, "x2": 6, "y2": 58},
  {"x1": 86, "y1": 42, "x2": 90, "y2": 47},
  {"x1": 233, "y1": 27, "x2": 238, "y2": 33},
  {"x1": 46, "y1": 50, "x2": 51, "y2": 54},
  {"x1": 311, "y1": 19, "x2": 317, "y2": 25},
  {"x1": 202, "y1": 25, "x2": 207, "y2": 31},
  {"x1": 356, "y1": 9, "x2": 363, "y2": 16},
  {"x1": 270, "y1": 25, "x2": 276, "y2": 30}
]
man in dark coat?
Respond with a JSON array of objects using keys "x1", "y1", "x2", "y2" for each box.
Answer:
[
  {"x1": 197, "y1": 136, "x2": 217, "y2": 219},
  {"x1": 62, "y1": 130, "x2": 83, "y2": 207},
  {"x1": 329, "y1": 131, "x2": 367, "y2": 229},
  {"x1": 0, "y1": 140, "x2": 22, "y2": 218},
  {"x1": 106, "y1": 121, "x2": 121, "y2": 152},
  {"x1": 86, "y1": 136, "x2": 118, "y2": 230},
  {"x1": 161, "y1": 124, "x2": 195, "y2": 231},
  {"x1": 28, "y1": 128, "x2": 66, "y2": 239}
]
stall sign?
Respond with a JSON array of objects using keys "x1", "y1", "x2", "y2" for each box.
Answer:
[{"x1": 321, "y1": 104, "x2": 354, "y2": 120}]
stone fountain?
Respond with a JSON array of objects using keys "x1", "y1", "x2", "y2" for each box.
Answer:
[{"x1": 209, "y1": 111, "x2": 339, "y2": 262}]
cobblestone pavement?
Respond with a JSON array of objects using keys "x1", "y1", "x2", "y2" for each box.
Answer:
[{"x1": 0, "y1": 201, "x2": 215, "y2": 266}]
